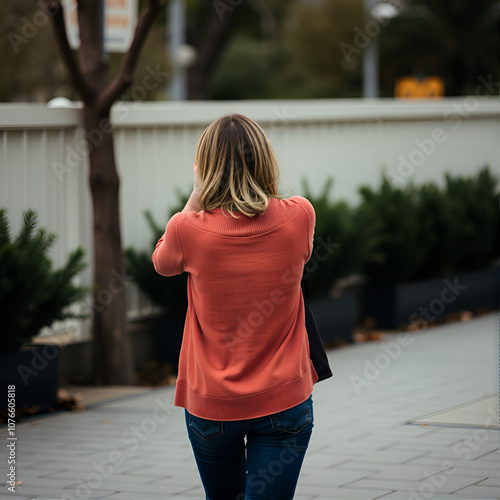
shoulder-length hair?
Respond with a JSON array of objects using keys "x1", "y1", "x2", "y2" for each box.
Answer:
[{"x1": 195, "y1": 114, "x2": 281, "y2": 218}]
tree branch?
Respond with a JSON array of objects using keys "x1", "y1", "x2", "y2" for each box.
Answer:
[
  {"x1": 46, "y1": 0, "x2": 95, "y2": 104},
  {"x1": 187, "y1": 1, "x2": 243, "y2": 99},
  {"x1": 97, "y1": 0, "x2": 166, "y2": 114}
]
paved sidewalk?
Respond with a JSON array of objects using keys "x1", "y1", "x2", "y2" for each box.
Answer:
[{"x1": 1, "y1": 314, "x2": 498, "y2": 500}]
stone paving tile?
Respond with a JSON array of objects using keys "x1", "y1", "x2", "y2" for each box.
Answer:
[
  {"x1": 312, "y1": 496, "x2": 392, "y2": 500},
  {"x1": 106, "y1": 494, "x2": 192, "y2": 500},
  {"x1": 342, "y1": 473, "x2": 488, "y2": 495},
  {"x1": 340, "y1": 448, "x2": 431, "y2": 465},
  {"x1": 474, "y1": 449, "x2": 500, "y2": 461},
  {"x1": 387, "y1": 431, "x2": 468, "y2": 446},
  {"x1": 106, "y1": 493, "x2": 202, "y2": 500},
  {"x1": 307, "y1": 487, "x2": 396, "y2": 499},
  {"x1": 476, "y1": 477, "x2": 500, "y2": 487},
  {"x1": 295, "y1": 482, "x2": 392, "y2": 499},
  {"x1": 145, "y1": 475, "x2": 200, "y2": 488},
  {"x1": 451, "y1": 484, "x2": 500, "y2": 497},
  {"x1": 297, "y1": 451, "x2": 358, "y2": 468},
  {"x1": 405, "y1": 455, "x2": 500, "y2": 473},
  {"x1": 0, "y1": 496, "x2": 33, "y2": 500},
  {"x1": 5, "y1": 486, "x2": 117, "y2": 498},
  {"x1": 316, "y1": 439, "x2": 402, "y2": 453},
  {"x1": 363, "y1": 463, "x2": 455, "y2": 481},
  {"x1": 333, "y1": 462, "x2": 384, "y2": 474},
  {"x1": 3, "y1": 476, "x2": 76, "y2": 490},
  {"x1": 41, "y1": 470, "x2": 161, "y2": 485},
  {"x1": 118, "y1": 462, "x2": 198, "y2": 477},
  {"x1": 69, "y1": 480, "x2": 201, "y2": 496},
  {"x1": 376, "y1": 494, "x2": 459, "y2": 500},
  {"x1": 426, "y1": 439, "x2": 499, "y2": 461},
  {"x1": 296, "y1": 467, "x2": 377, "y2": 487}
]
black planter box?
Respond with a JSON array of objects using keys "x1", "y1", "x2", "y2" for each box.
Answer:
[
  {"x1": 362, "y1": 267, "x2": 499, "y2": 330},
  {"x1": 155, "y1": 316, "x2": 185, "y2": 370},
  {"x1": 0, "y1": 344, "x2": 60, "y2": 412},
  {"x1": 310, "y1": 293, "x2": 357, "y2": 345}
]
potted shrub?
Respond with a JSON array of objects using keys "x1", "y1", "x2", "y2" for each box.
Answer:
[
  {"x1": 360, "y1": 167, "x2": 500, "y2": 329},
  {"x1": 0, "y1": 209, "x2": 87, "y2": 412},
  {"x1": 302, "y1": 178, "x2": 379, "y2": 345},
  {"x1": 125, "y1": 193, "x2": 189, "y2": 372}
]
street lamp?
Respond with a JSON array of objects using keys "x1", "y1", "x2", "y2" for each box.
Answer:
[{"x1": 363, "y1": 0, "x2": 400, "y2": 98}]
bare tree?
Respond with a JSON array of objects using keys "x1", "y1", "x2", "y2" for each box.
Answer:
[{"x1": 45, "y1": 0, "x2": 166, "y2": 384}]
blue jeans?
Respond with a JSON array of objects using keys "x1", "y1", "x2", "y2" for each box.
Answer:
[{"x1": 185, "y1": 395, "x2": 314, "y2": 500}]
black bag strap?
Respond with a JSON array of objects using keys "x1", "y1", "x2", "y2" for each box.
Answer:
[{"x1": 301, "y1": 265, "x2": 333, "y2": 382}]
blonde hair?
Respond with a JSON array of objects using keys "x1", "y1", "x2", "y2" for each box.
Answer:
[{"x1": 195, "y1": 114, "x2": 281, "y2": 218}]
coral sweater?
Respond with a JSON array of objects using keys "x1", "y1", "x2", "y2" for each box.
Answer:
[{"x1": 152, "y1": 196, "x2": 318, "y2": 421}]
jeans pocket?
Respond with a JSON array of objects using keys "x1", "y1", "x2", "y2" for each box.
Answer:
[
  {"x1": 269, "y1": 397, "x2": 313, "y2": 434},
  {"x1": 188, "y1": 413, "x2": 224, "y2": 441}
]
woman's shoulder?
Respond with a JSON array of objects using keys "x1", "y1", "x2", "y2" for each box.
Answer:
[{"x1": 277, "y1": 196, "x2": 315, "y2": 215}]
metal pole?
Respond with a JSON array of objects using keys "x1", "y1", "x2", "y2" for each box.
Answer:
[
  {"x1": 363, "y1": 37, "x2": 379, "y2": 98},
  {"x1": 169, "y1": 0, "x2": 186, "y2": 100},
  {"x1": 362, "y1": 0, "x2": 378, "y2": 98}
]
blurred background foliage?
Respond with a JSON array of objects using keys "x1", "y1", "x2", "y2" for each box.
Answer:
[
  {"x1": 1, "y1": 0, "x2": 498, "y2": 102},
  {"x1": 125, "y1": 167, "x2": 500, "y2": 301},
  {"x1": 305, "y1": 166, "x2": 499, "y2": 295}
]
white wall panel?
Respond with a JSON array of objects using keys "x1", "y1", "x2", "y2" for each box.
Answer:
[{"x1": 1, "y1": 99, "x2": 499, "y2": 337}]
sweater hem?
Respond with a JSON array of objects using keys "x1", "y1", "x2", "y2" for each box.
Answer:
[{"x1": 174, "y1": 368, "x2": 318, "y2": 421}]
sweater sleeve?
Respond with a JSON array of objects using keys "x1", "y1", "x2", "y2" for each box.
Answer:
[
  {"x1": 152, "y1": 212, "x2": 185, "y2": 277},
  {"x1": 290, "y1": 196, "x2": 316, "y2": 261}
]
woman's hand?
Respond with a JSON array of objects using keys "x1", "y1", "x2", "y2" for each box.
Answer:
[
  {"x1": 193, "y1": 162, "x2": 202, "y2": 195},
  {"x1": 181, "y1": 162, "x2": 202, "y2": 213}
]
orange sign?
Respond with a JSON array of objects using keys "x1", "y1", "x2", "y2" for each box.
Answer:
[
  {"x1": 62, "y1": 0, "x2": 137, "y2": 53},
  {"x1": 395, "y1": 77, "x2": 444, "y2": 99}
]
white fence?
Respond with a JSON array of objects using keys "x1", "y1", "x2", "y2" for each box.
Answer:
[{"x1": 1, "y1": 98, "x2": 500, "y2": 339}]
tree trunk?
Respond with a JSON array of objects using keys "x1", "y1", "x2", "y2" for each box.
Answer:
[
  {"x1": 187, "y1": 65, "x2": 209, "y2": 100},
  {"x1": 186, "y1": 3, "x2": 243, "y2": 100},
  {"x1": 47, "y1": 0, "x2": 165, "y2": 385},
  {"x1": 84, "y1": 105, "x2": 136, "y2": 385}
]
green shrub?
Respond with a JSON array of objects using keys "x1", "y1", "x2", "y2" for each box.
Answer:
[
  {"x1": 125, "y1": 192, "x2": 189, "y2": 318},
  {"x1": 302, "y1": 178, "x2": 379, "y2": 297},
  {"x1": 441, "y1": 167, "x2": 500, "y2": 273},
  {"x1": 0, "y1": 209, "x2": 88, "y2": 353},
  {"x1": 359, "y1": 166, "x2": 500, "y2": 283},
  {"x1": 358, "y1": 178, "x2": 427, "y2": 283}
]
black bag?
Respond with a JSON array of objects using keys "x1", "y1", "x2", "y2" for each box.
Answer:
[{"x1": 301, "y1": 265, "x2": 333, "y2": 382}]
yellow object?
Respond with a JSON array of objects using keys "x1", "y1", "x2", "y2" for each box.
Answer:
[{"x1": 395, "y1": 76, "x2": 444, "y2": 98}]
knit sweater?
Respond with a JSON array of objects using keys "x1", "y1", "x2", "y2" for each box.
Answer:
[{"x1": 152, "y1": 195, "x2": 319, "y2": 421}]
